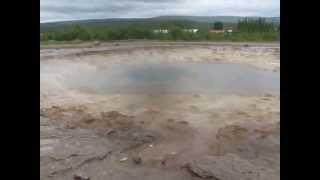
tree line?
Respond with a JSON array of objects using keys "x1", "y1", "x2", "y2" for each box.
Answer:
[{"x1": 41, "y1": 18, "x2": 279, "y2": 42}]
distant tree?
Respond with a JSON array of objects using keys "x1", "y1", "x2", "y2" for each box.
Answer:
[
  {"x1": 39, "y1": 19, "x2": 279, "y2": 42},
  {"x1": 72, "y1": 25, "x2": 91, "y2": 40},
  {"x1": 213, "y1": 22, "x2": 223, "y2": 30},
  {"x1": 160, "y1": 23, "x2": 167, "y2": 29},
  {"x1": 237, "y1": 18, "x2": 275, "y2": 33},
  {"x1": 170, "y1": 27, "x2": 183, "y2": 40}
]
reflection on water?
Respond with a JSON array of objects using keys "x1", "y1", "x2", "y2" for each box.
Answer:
[{"x1": 42, "y1": 63, "x2": 280, "y2": 96}]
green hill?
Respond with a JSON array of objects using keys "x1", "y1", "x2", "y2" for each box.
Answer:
[{"x1": 40, "y1": 16, "x2": 279, "y2": 32}]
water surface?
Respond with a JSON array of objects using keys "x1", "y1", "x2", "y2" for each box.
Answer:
[{"x1": 41, "y1": 63, "x2": 280, "y2": 96}]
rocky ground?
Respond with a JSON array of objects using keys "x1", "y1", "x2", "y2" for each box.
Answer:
[{"x1": 40, "y1": 41, "x2": 280, "y2": 180}]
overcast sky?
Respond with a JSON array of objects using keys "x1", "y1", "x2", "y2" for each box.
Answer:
[{"x1": 40, "y1": 0, "x2": 280, "y2": 22}]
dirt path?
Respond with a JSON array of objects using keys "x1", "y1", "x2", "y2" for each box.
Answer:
[{"x1": 40, "y1": 42, "x2": 280, "y2": 180}]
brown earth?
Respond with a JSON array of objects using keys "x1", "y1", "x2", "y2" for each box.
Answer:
[{"x1": 40, "y1": 42, "x2": 280, "y2": 180}]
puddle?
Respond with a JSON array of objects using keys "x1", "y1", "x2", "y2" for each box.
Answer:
[{"x1": 41, "y1": 63, "x2": 279, "y2": 96}]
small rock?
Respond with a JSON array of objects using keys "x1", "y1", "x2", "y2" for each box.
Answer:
[
  {"x1": 184, "y1": 162, "x2": 218, "y2": 179},
  {"x1": 132, "y1": 156, "x2": 142, "y2": 164},
  {"x1": 181, "y1": 162, "x2": 189, "y2": 168},
  {"x1": 177, "y1": 120, "x2": 189, "y2": 125},
  {"x1": 264, "y1": 93, "x2": 273, "y2": 97},
  {"x1": 83, "y1": 118, "x2": 95, "y2": 124},
  {"x1": 66, "y1": 124, "x2": 76, "y2": 129},
  {"x1": 40, "y1": 109, "x2": 47, "y2": 117},
  {"x1": 148, "y1": 144, "x2": 154, "y2": 148},
  {"x1": 93, "y1": 41, "x2": 101, "y2": 46},
  {"x1": 120, "y1": 157, "x2": 128, "y2": 162},
  {"x1": 236, "y1": 111, "x2": 250, "y2": 117},
  {"x1": 193, "y1": 94, "x2": 201, "y2": 98},
  {"x1": 167, "y1": 119, "x2": 175, "y2": 123},
  {"x1": 73, "y1": 174, "x2": 90, "y2": 180},
  {"x1": 156, "y1": 156, "x2": 166, "y2": 165},
  {"x1": 250, "y1": 104, "x2": 257, "y2": 109},
  {"x1": 170, "y1": 151, "x2": 177, "y2": 156},
  {"x1": 106, "y1": 129, "x2": 115, "y2": 135},
  {"x1": 145, "y1": 133, "x2": 155, "y2": 138}
]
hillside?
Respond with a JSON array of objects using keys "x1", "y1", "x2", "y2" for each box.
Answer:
[
  {"x1": 40, "y1": 15, "x2": 280, "y2": 32},
  {"x1": 151, "y1": 16, "x2": 279, "y2": 23}
]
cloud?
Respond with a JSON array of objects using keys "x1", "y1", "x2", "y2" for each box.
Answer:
[{"x1": 40, "y1": 0, "x2": 280, "y2": 22}]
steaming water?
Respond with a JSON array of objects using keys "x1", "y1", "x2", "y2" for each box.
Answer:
[{"x1": 40, "y1": 63, "x2": 280, "y2": 96}]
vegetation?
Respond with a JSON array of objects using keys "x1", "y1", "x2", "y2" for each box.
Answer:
[
  {"x1": 213, "y1": 22, "x2": 223, "y2": 30},
  {"x1": 237, "y1": 18, "x2": 277, "y2": 32},
  {"x1": 40, "y1": 18, "x2": 279, "y2": 43}
]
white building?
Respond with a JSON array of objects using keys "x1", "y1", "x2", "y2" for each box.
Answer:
[
  {"x1": 183, "y1": 29, "x2": 199, "y2": 33},
  {"x1": 153, "y1": 29, "x2": 169, "y2": 34}
]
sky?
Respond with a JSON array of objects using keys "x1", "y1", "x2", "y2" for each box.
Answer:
[{"x1": 40, "y1": 0, "x2": 280, "y2": 22}]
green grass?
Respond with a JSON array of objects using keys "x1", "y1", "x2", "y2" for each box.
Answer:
[{"x1": 41, "y1": 18, "x2": 279, "y2": 43}]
